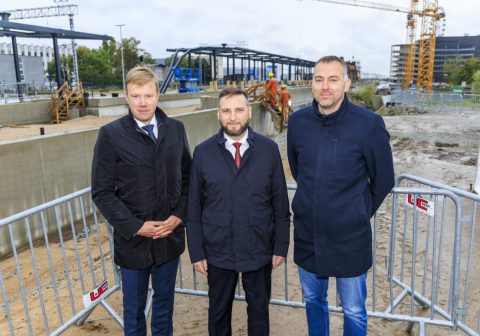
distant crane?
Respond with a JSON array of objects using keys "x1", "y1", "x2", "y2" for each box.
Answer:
[
  {"x1": 4, "y1": 3, "x2": 80, "y2": 84},
  {"x1": 304, "y1": 0, "x2": 445, "y2": 93}
]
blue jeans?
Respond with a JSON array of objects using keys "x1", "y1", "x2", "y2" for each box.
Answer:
[
  {"x1": 120, "y1": 257, "x2": 179, "y2": 336},
  {"x1": 298, "y1": 266, "x2": 367, "y2": 336}
]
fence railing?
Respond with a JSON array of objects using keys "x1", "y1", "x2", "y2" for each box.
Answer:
[
  {"x1": 1, "y1": 177, "x2": 479, "y2": 335},
  {"x1": 0, "y1": 82, "x2": 53, "y2": 104},
  {"x1": 393, "y1": 174, "x2": 480, "y2": 336},
  {"x1": 391, "y1": 90, "x2": 480, "y2": 115},
  {"x1": 0, "y1": 188, "x2": 122, "y2": 336}
]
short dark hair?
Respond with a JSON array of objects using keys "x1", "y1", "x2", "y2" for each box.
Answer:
[
  {"x1": 218, "y1": 88, "x2": 249, "y2": 102},
  {"x1": 315, "y1": 56, "x2": 349, "y2": 80}
]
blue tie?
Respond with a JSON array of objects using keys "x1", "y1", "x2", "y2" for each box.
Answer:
[{"x1": 142, "y1": 124, "x2": 156, "y2": 142}]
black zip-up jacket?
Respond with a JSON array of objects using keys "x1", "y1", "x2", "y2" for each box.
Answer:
[
  {"x1": 91, "y1": 108, "x2": 191, "y2": 269},
  {"x1": 186, "y1": 128, "x2": 290, "y2": 272}
]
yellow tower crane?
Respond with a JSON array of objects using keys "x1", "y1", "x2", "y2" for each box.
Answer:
[{"x1": 303, "y1": 0, "x2": 445, "y2": 93}]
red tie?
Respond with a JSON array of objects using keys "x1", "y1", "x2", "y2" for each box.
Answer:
[{"x1": 233, "y1": 142, "x2": 241, "y2": 168}]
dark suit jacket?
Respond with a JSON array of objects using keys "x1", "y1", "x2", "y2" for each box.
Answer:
[
  {"x1": 92, "y1": 108, "x2": 191, "y2": 269},
  {"x1": 287, "y1": 96, "x2": 394, "y2": 277},
  {"x1": 186, "y1": 128, "x2": 290, "y2": 272}
]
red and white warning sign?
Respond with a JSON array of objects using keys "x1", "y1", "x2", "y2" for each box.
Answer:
[
  {"x1": 83, "y1": 279, "x2": 109, "y2": 308},
  {"x1": 406, "y1": 194, "x2": 435, "y2": 217}
]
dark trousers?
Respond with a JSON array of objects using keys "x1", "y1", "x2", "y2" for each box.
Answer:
[
  {"x1": 120, "y1": 257, "x2": 179, "y2": 336},
  {"x1": 207, "y1": 263, "x2": 272, "y2": 336}
]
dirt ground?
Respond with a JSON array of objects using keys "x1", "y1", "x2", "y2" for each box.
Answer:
[{"x1": 0, "y1": 108, "x2": 479, "y2": 336}]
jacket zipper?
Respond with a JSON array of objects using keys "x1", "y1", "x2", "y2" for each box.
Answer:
[{"x1": 330, "y1": 138, "x2": 337, "y2": 174}]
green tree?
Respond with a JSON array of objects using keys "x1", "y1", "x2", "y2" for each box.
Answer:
[
  {"x1": 101, "y1": 39, "x2": 117, "y2": 61},
  {"x1": 116, "y1": 37, "x2": 154, "y2": 74},
  {"x1": 47, "y1": 37, "x2": 154, "y2": 88},
  {"x1": 47, "y1": 55, "x2": 73, "y2": 82},
  {"x1": 460, "y1": 58, "x2": 480, "y2": 84},
  {"x1": 443, "y1": 57, "x2": 480, "y2": 85},
  {"x1": 349, "y1": 85, "x2": 375, "y2": 110},
  {"x1": 77, "y1": 46, "x2": 119, "y2": 86},
  {"x1": 472, "y1": 70, "x2": 480, "y2": 93},
  {"x1": 443, "y1": 57, "x2": 463, "y2": 85}
]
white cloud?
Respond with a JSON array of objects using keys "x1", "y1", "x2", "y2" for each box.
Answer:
[{"x1": 1, "y1": 0, "x2": 479, "y2": 76}]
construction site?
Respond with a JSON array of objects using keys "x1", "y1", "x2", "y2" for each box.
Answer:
[{"x1": 1, "y1": 0, "x2": 480, "y2": 335}]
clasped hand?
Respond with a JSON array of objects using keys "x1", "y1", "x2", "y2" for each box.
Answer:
[{"x1": 136, "y1": 215, "x2": 182, "y2": 239}]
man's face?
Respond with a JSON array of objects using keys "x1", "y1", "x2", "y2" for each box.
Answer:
[
  {"x1": 125, "y1": 81, "x2": 159, "y2": 123},
  {"x1": 217, "y1": 94, "x2": 251, "y2": 140},
  {"x1": 312, "y1": 61, "x2": 351, "y2": 115}
]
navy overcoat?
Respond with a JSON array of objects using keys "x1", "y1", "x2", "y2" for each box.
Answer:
[{"x1": 287, "y1": 96, "x2": 394, "y2": 278}]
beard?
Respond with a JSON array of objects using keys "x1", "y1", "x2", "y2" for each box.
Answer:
[{"x1": 220, "y1": 120, "x2": 249, "y2": 137}]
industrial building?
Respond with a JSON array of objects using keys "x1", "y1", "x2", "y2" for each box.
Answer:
[
  {"x1": 390, "y1": 34, "x2": 480, "y2": 88},
  {"x1": 0, "y1": 41, "x2": 73, "y2": 86},
  {"x1": 434, "y1": 35, "x2": 480, "y2": 82}
]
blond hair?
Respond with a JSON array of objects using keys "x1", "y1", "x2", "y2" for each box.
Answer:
[{"x1": 125, "y1": 66, "x2": 159, "y2": 92}]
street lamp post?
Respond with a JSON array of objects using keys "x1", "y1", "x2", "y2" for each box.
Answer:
[{"x1": 116, "y1": 24, "x2": 126, "y2": 92}]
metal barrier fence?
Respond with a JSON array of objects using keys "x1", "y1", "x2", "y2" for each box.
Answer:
[
  {"x1": 175, "y1": 182, "x2": 480, "y2": 336},
  {"x1": 0, "y1": 188, "x2": 122, "y2": 336},
  {"x1": 391, "y1": 90, "x2": 480, "y2": 115},
  {"x1": 392, "y1": 174, "x2": 480, "y2": 336},
  {"x1": 1, "y1": 178, "x2": 479, "y2": 335}
]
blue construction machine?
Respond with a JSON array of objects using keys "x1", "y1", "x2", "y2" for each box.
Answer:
[{"x1": 173, "y1": 68, "x2": 201, "y2": 93}]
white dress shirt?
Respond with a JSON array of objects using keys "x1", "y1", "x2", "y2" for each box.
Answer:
[
  {"x1": 134, "y1": 115, "x2": 158, "y2": 139},
  {"x1": 224, "y1": 131, "x2": 249, "y2": 159}
]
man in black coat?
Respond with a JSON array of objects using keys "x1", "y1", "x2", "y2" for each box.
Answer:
[
  {"x1": 91, "y1": 66, "x2": 191, "y2": 336},
  {"x1": 287, "y1": 56, "x2": 394, "y2": 336},
  {"x1": 186, "y1": 88, "x2": 290, "y2": 336}
]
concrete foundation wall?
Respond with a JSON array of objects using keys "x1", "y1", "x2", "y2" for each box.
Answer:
[
  {"x1": 0, "y1": 102, "x2": 271, "y2": 218},
  {"x1": 86, "y1": 92, "x2": 208, "y2": 117},
  {"x1": 289, "y1": 86, "x2": 313, "y2": 104},
  {"x1": 0, "y1": 102, "x2": 272, "y2": 255},
  {"x1": 0, "y1": 87, "x2": 304, "y2": 255},
  {"x1": 200, "y1": 87, "x2": 312, "y2": 111},
  {"x1": 200, "y1": 96, "x2": 220, "y2": 110},
  {"x1": 0, "y1": 87, "x2": 313, "y2": 125},
  {"x1": 0, "y1": 129, "x2": 98, "y2": 255},
  {"x1": 0, "y1": 100, "x2": 51, "y2": 125},
  {"x1": 0, "y1": 91, "x2": 214, "y2": 125}
]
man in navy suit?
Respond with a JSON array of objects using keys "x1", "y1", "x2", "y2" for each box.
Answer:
[{"x1": 186, "y1": 88, "x2": 290, "y2": 336}]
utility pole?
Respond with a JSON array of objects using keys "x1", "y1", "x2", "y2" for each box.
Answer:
[
  {"x1": 68, "y1": 13, "x2": 79, "y2": 84},
  {"x1": 116, "y1": 24, "x2": 126, "y2": 92}
]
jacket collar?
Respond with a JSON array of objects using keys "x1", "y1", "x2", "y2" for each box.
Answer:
[
  {"x1": 127, "y1": 107, "x2": 168, "y2": 127},
  {"x1": 312, "y1": 93, "x2": 349, "y2": 126},
  {"x1": 127, "y1": 107, "x2": 170, "y2": 143},
  {"x1": 216, "y1": 126, "x2": 255, "y2": 147}
]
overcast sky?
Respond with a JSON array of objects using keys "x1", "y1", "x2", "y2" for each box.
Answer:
[{"x1": 2, "y1": 0, "x2": 479, "y2": 76}]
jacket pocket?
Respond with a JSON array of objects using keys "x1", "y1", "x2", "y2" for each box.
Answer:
[
  {"x1": 248, "y1": 210, "x2": 273, "y2": 253},
  {"x1": 201, "y1": 211, "x2": 231, "y2": 253},
  {"x1": 165, "y1": 226, "x2": 185, "y2": 257},
  {"x1": 327, "y1": 195, "x2": 371, "y2": 254}
]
